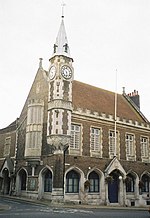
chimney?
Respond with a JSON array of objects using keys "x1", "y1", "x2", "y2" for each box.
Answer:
[
  {"x1": 122, "y1": 87, "x2": 126, "y2": 95},
  {"x1": 127, "y1": 90, "x2": 140, "y2": 109}
]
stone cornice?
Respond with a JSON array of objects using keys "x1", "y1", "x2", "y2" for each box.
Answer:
[
  {"x1": 72, "y1": 107, "x2": 150, "y2": 131},
  {"x1": 48, "y1": 99, "x2": 72, "y2": 111}
]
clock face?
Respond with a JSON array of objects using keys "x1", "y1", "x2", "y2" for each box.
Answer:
[
  {"x1": 49, "y1": 66, "x2": 56, "y2": 80},
  {"x1": 61, "y1": 65, "x2": 72, "y2": 79}
]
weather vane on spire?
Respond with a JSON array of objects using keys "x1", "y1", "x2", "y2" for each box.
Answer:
[{"x1": 61, "y1": 1, "x2": 66, "y2": 18}]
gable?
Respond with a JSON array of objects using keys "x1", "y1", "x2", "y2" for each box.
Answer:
[
  {"x1": 104, "y1": 157, "x2": 126, "y2": 176},
  {"x1": 19, "y1": 68, "x2": 48, "y2": 121}
]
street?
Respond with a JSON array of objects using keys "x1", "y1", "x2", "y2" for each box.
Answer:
[{"x1": 0, "y1": 196, "x2": 149, "y2": 218}]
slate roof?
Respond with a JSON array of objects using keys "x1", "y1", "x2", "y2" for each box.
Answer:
[{"x1": 72, "y1": 80, "x2": 147, "y2": 123}]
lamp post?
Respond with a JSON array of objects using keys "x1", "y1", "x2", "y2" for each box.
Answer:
[{"x1": 63, "y1": 145, "x2": 69, "y2": 198}]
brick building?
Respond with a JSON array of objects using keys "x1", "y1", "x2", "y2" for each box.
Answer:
[{"x1": 0, "y1": 15, "x2": 150, "y2": 207}]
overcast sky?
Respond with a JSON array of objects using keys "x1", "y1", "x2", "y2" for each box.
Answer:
[{"x1": 0, "y1": 0, "x2": 150, "y2": 128}]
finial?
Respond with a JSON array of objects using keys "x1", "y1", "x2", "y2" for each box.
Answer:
[
  {"x1": 39, "y1": 58, "x2": 43, "y2": 69},
  {"x1": 61, "y1": 1, "x2": 66, "y2": 18}
]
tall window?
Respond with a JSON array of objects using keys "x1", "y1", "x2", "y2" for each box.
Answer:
[
  {"x1": 126, "y1": 134, "x2": 135, "y2": 160},
  {"x1": 91, "y1": 128, "x2": 101, "y2": 152},
  {"x1": 109, "y1": 131, "x2": 119, "y2": 158},
  {"x1": 27, "y1": 105, "x2": 43, "y2": 124},
  {"x1": 66, "y1": 170, "x2": 80, "y2": 193},
  {"x1": 141, "y1": 137, "x2": 149, "y2": 158},
  {"x1": 70, "y1": 124, "x2": 81, "y2": 149},
  {"x1": 126, "y1": 174, "x2": 135, "y2": 192},
  {"x1": 26, "y1": 132, "x2": 41, "y2": 148},
  {"x1": 3, "y1": 137, "x2": 11, "y2": 157},
  {"x1": 88, "y1": 171, "x2": 99, "y2": 193},
  {"x1": 44, "y1": 170, "x2": 52, "y2": 192},
  {"x1": 25, "y1": 101, "x2": 44, "y2": 152},
  {"x1": 141, "y1": 175, "x2": 149, "y2": 192}
]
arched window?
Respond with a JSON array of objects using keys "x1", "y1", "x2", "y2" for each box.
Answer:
[
  {"x1": 66, "y1": 170, "x2": 80, "y2": 193},
  {"x1": 19, "y1": 169, "x2": 27, "y2": 191},
  {"x1": 88, "y1": 171, "x2": 99, "y2": 192},
  {"x1": 141, "y1": 175, "x2": 149, "y2": 192},
  {"x1": 44, "y1": 170, "x2": 52, "y2": 192},
  {"x1": 126, "y1": 173, "x2": 135, "y2": 192}
]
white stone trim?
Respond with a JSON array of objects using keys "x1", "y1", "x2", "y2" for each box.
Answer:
[{"x1": 73, "y1": 108, "x2": 150, "y2": 130}]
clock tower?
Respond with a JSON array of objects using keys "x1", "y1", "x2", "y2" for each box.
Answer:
[{"x1": 47, "y1": 15, "x2": 74, "y2": 154}]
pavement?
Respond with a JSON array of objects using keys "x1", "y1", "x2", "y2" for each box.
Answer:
[{"x1": 0, "y1": 194, "x2": 149, "y2": 212}]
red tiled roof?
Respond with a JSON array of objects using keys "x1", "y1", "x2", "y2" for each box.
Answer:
[{"x1": 72, "y1": 80, "x2": 146, "y2": 123}]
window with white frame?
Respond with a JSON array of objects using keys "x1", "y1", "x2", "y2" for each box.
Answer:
[
  {"x1": 109, "y1": 130, "x2": 119, "y2": 158},
  {"x1": 3, "y1": 137, "x2": 11, "y2": 157},
  {"x1": 141, "y1": 137, "x2": 149, "y2": 158},
  {"x1": 90, "y1": 127, "x2": 101, "y2": 152},
  {"x1": 126, "y1": 134, "x2": 135, "y2": 159},
  {"x1": 66, "y1": 170, "x2": 80, "y2": 193},
  {"x1": 88, "y1": 171, "x2": 100, "y2": 193},
  {"x1": 70, "y1": 124, "x2": 81, "y2": 149}
]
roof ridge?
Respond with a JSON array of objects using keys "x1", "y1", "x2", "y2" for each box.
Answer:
[{"x1": 73, "y1": 80, "x2": 121, "y2": 96}]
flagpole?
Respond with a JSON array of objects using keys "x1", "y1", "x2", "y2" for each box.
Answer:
[{"x1": 114, "y1": 69, "x2": 117, "y2": 157}]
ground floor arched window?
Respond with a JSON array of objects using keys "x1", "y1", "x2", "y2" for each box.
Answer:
[
  {"x1": 126, "y1": 173, "x2": 135, "y2": 192},
  {"x1": 141, "y1": 174, "x2": 149, "y2": 192},
  {"x1": 44, "y1": 170, "x2": 52, "y2": 192},
  {"x1": 66, "y1": 170, "x2": 80, "y2": 193},
  {"x1": 88, "y1": 171, "x2": 99, "y2": 192}
]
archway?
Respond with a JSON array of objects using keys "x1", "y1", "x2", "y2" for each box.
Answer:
[
  {"x1": 43, "y1": 169, "x2": 52, "y2": 192},
  {"x1": 19, "y1": 169, "x2": 27, "y2": 191},
  {"x1": 108, "y1": 170, "x2": 122, "y2": 203},
  {"x1": 2, "y1": 168, "x2": 10, "y2": 195},
  {"x1": 38, "y1": 167, "x2": 53, "y2": 200}
]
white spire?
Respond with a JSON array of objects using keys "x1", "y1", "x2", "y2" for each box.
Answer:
[{"x1": 51, "y1": 5, "x2": 71, "y2": 58}]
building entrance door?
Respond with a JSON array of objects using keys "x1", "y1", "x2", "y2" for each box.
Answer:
[{"x1": 108, "y1": 173, "x2": 119, "y2": 203}]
